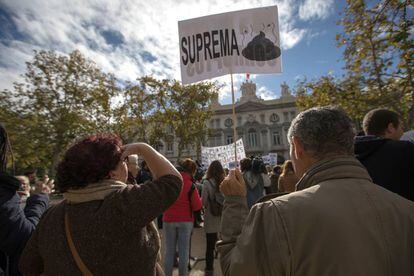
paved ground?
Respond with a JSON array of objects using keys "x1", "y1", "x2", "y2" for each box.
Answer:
[{"x1": 160, "y1": 226, "x2": 222, "y2": 276}]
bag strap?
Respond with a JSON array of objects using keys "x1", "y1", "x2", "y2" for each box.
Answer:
[{"x1": 65, "y1": 213, "x2": 93, "y2": 276}]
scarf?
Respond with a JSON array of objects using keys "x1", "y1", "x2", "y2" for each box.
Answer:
[{"x1": 63, "y1": 179, "x2": 127, "y2": 204}]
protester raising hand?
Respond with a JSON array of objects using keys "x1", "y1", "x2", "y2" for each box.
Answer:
[
  {"x1": 33, "y1": 177, "x2": 54, "y2": 194},
  {"x1": 220, "y1": 169, "x2": 246, "y2": 197}
]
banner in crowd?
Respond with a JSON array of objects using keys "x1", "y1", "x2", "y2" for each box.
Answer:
[
  {"x1": 178, "y1": 6, "x2": 281, "y2": 84},
  {"x1": 262, "y1": 153, "x2": 278, "y2": 165},
  {"x1": 201, "y1": 139, "x2": 246, "y2": 168}
]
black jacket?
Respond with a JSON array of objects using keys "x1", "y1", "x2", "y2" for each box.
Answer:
[
  {"x1": 355, "y1": 136, "x2": 414, "y2": 201},
  {"x1": 0, "y1": 172, "x2": 49, "y2": 276}
]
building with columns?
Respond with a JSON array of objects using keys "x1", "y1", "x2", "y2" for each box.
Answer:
[
  {"x1": 160, "y1": 80, "x2": 297, "y2": 164},
  {"x1": 206, "y1": 80, "x2": 297, "y2": 163}
]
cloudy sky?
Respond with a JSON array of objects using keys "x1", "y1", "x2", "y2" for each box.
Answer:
[{"x1": 0, "y1": 0, "x2": 346, "y2": 104}]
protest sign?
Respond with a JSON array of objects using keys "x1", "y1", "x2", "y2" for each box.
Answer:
[
  {"x1": 201, "y1": 139, "x2": 246, "y2": 168},
  {"x1": 262, "y1": 153, "x2": 277, "y2": 165},
  {"x1": 178, "y1": 6, "x2": 281, "y2": 84},
  {"x1": 268, "y1": 153, "x2": 278, "y2": 165}
]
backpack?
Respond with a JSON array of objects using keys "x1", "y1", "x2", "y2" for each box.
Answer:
[{"x1": 206, "y1": 179, "x2": 223, "y2": 216}]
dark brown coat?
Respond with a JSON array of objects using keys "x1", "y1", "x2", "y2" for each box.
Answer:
[{"x1": 19, "y1": 175, "x2": 182, "y2": 276}]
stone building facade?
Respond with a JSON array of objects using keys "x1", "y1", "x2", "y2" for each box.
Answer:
[
  {"x1": 206, "y1": 80, "x2": 297, "y2": 162},
  {"x1": 160, "y1": 80, "x2": 297, "y2": 164}
]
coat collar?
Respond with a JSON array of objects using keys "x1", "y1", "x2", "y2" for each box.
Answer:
[{"x1": 296, "y1": 156, "x2": 372, "y2": 191}]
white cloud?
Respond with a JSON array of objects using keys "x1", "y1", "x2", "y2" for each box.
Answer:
[
  {"x1": 299, "y1": 0, "x2": 334, "y2": 21},
  {"x1": 0, "y1": 0, "x2": 325, "y2": 100},
  {"x1": 0, "y1": 67, "x2": 22, "y2": 92},
  {"x1": 215, "y1": 75, "x2": 278, "y2": 104},
  {"x1": 281, "y1": 28, "x2": 308, "y2": 49},
  {"x1": 214, "y1": 74, "x2": 246, "y2": 103},
  {"x1": 257, "y1": 86, "x2": 276, "y2": 100}
]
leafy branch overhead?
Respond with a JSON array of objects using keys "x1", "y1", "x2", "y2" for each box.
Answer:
[
  {"x1": 0, "y1": 50, "x2": 219, "y2": 175},
  {"x1": 296, "y1": 0, "x2": 413, "y2": 129}
]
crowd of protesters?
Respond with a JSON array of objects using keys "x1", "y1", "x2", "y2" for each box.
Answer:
[{"x1": 1, "y1": 106, "x2": 414, "y2": 275}]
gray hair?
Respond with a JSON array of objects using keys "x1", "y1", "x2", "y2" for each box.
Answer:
[{"x1": 287, "y1": 106, "x2": 355, "y2": 160}]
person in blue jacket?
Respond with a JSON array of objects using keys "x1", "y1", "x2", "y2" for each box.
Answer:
[{"x1": 0, "y1": 124, "x2": 49, "y2": 276}]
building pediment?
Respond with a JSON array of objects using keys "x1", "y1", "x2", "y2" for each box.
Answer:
[{"x1": 235, "y1": 101, "x2": 267, "y2": 113}]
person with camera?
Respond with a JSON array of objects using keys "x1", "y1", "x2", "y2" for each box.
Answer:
[{"x1": 241, "y1": 157, "x2": 266, "y2": 209}]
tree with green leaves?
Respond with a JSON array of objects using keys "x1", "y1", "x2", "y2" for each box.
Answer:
[
  {"x1": 111, "y1": 81, "x2": 157, "y2": 144},
  {"x1": 296, "y1": 0, "x2": 413, "y2": 128},
  {"x1": 139, "y1": 76, "x2": 220, "y2": 160},
  {"x1": 1, "y1": 50, "x2": 220, "y2": 174},
  {"x1": 0, "y1": 50, "x2": 118, "y2": 174}
]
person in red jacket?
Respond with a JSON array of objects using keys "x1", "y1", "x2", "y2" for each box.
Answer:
[{"x1": 163, "y1": 158, "x2": 202, "y2": 276}]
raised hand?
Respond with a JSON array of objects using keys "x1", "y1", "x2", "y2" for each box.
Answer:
[{"x1": 33, "y1": 177, "x2": 53, "y2": 194}]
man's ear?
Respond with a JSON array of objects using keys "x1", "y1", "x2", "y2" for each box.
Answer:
[
  {"x1": 383, "y1": 122, "x2": 397, "y2": 139},
  {"x1": 292, "y1": 136, "x2": 304, "y2": 160}
]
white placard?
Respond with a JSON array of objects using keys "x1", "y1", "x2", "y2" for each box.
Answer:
[
  {"x1": 201, "y1": 139, "x2": 246, "y2": 168},
  {"x1": 268, "y1": 153, "x2": 278, "y2": 165},
  {"x1": 178, "y1": 6, "x2": 281, "y2": 84},
  {"x1": 262, "y1": 153, "x2": 277, "y2": 165}
]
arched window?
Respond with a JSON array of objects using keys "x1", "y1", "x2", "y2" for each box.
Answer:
[{"x1": 248, "y1": 129, "x2": 258, "y2": 147}]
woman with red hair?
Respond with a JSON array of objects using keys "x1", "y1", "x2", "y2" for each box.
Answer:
[{"x1": 19, "y1": 134, "x2": 182, "y2": 275}]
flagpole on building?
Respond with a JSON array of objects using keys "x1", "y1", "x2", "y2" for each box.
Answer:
[{"x1": 230, "y1": 73, "x2": 238, "y2": 165}]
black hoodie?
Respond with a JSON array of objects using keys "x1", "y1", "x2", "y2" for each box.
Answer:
[{"x1": 355, "y1": 136, "x2": 414, "y2": 201}]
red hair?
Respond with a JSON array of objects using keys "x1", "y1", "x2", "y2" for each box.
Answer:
[{"x1": 56, "y1": 134, "x2": 123, "y2": 192}]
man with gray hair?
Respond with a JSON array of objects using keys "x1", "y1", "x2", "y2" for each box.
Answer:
[{"x1": 217, "y1": 106, "x2": 414, "y2": 276}]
